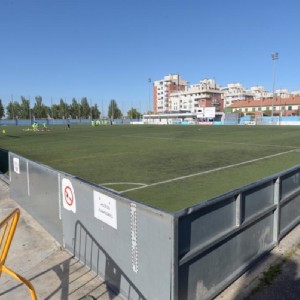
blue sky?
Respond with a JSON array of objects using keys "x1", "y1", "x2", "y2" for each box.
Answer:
[{"x1": 1, "y1": 0, "x2": 300, "y2": 115}]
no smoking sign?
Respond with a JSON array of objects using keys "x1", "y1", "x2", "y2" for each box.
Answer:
[
  {"x1": 64, "y1": 186, "x2": 74, "y2": 206},
  {"x1": 62, "y1": 178, "x2": 76, "y2": 213}
]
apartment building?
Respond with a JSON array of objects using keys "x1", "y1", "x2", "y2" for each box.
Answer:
[
  {"x1": 153, "y1": 74, "x2": 188, "y2": 113},
  {"x1": 250, "y1": 85, "x2": 272, "y2": 100},
  {"x1": 222, "y1": 83, "x2": 254, "y2": 107},
  {"x1": 169, "y1": 78, "x2": 223, "y2": 113},
  {"x1": 276, "y1": 89, "x2": 290, "y2": 98},
  {"x1": 153, "y1": 74, "x2": 300, "y2": 115}
]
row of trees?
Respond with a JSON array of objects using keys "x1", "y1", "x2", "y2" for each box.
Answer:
[{"x1": 0, "y1": 97, "x2": 143, "y2": 120}]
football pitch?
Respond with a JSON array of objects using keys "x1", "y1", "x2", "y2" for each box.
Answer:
[{"x1": 1, "y1": 124, "x2": 300, "y2": 212}]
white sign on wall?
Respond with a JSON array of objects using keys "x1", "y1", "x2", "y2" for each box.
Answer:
[
  {"x1": 62, "y1": 178, "x2": 76, "y2": 214},
  {"x1": 93, "y1": 190, "x2": 117, "y2": 229},
  {"x1": 13, "y1": 157, "x2": 20, "y2": 174},
  {"x1": 204, "y1": 107, "x2": 216, "y2": 118}
]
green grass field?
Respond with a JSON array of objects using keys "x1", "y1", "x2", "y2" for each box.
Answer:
[{"x1": 1, "y1": 124, "x2": 300, "y2": 212}]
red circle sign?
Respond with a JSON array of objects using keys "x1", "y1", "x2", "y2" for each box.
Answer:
[{"x1": 64, "y1": 186, "x2": 74, "y2": 206}]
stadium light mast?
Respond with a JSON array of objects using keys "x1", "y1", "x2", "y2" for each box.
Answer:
[{"x1": 271, "y1": 52, "x2": 279, "y2": 123}]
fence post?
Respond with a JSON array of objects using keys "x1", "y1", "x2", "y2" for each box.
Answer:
[
  {"x1": 236, "y1": 193, "x2": 242, "y2": 227},
  {"x1": 273, "y1": 177, "x2": 281, "y2": 244},
  {"x1": 172, "y1": 217, "x2": 179, "y2": 300}
]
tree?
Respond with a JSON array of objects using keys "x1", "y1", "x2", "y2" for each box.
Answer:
[
  {"x1": 81, "y1": 97, "x2": 90, "y2": 119},
  {"x1": 91, "y1": 104, "x2": 100, "y2": 119},
  {"x1": 108, "y1": 99, "x2": 122, "y2": 119},
  {"x1": 6, "y1": 101, "x2": 20, "y2": 119},
  {"x1": 33, "y1": 96, "x2": 42, "y2": 118},
  {"x1": 19, "y1": 96, "x2": 30, "y2": 119},
  {"x1": 127, "y1": 108, "x2": 142, "y2": 119},
  {"x1": 51, "y1": 104, "x2": 60, "y2": 119},
  {"x1": 0, "y1": 99, "x2": 4, "y2": 119},
  {"x1": 32, "y1": 96, "x2": 49, "y2": 118},
  {"x1": 59, "y1": 99, "x2": 69, "y2": 119},
  {"x1": 69, "y1": 98, "x2": 81, "y2": 119}
]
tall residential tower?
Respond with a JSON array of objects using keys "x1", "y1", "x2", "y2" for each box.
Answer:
[{"x1": 153, "y1": 74, "x2": 188, "y2": 113}]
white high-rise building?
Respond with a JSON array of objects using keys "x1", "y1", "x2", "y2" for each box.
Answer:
[{"x1": 153, "y1": 74, "x2": 188, "y2": 113}]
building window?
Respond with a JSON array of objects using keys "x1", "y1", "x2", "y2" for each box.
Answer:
[{"x1": 288, "y1": 106, "x2": 292, "y2": 110}]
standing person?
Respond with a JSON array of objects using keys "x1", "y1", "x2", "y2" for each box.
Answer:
[
  {"x1": 32, "y1": 121, "x2": 38, "y2": 131},
  {"x1": 67, "y1": 119, "x2": 70, "y2": 129}
]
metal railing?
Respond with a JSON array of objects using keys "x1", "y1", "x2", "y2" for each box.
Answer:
[{"x1": 0, "y1": 208, "x2": 37, "y2": 300}]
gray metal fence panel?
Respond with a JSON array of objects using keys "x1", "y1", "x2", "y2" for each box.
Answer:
[
  {"x1": 242, "y1": 181, "x2": 274, "y2": 222},
  {"x1": 281, "y1": 169, "x2": 300, "y2": 199},
  {"x1": 9, "y1": 153, "x2": 29, "y2": 201},
  {"x1": 176, "y1": 179, "x2": 277, "y2": 300},
  {"x1": 280, "y1": 194, "x2": 300, "y2": 235},
  {"x1": 178, "y1": 197, "x2": 236, "y2": 259},
  {"x1": 9, "y1": 152, "x2": 63, "y2": 244},
  {"x1": 279, "y1": 166, "x2": 300, "y2": 237},
  {"x1": 60, "y1": 174, "x2": 174, "y2": 300},
  {"x1": 178, "y1": 213, "x2": 274, "y2": 300}
]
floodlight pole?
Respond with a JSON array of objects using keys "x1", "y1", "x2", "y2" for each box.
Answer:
[{"x1": 271, "y1": 52, "x2": 279, "y2": 123}]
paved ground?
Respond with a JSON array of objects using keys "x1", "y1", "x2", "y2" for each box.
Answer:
[
  {"x1": 0, "y1": 176, "x2": 123, "y2": 300},
  {"x1": 1, "y1": 174, "x2": 300, "y2": 300}
]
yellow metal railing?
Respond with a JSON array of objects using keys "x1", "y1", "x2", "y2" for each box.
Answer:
[{"x1": 0, "y1": 208, "x2": 37, "y2": 299}]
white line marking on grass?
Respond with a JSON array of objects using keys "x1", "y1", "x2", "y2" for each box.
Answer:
[
  {"x1": 122, "y1": 135, "x2": 299, "y2": 149},
  {"x1": 101, "y1": 182, "x2": 147, "y2": 187},
  {"x1": 119, "y1": 148, "x2": 300, "y2": 194},
  {"x1": 100, "y1": 182, "x2": 147, "y2": 193}
]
